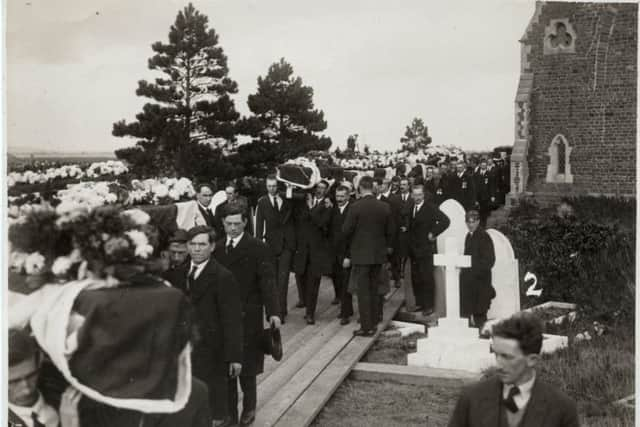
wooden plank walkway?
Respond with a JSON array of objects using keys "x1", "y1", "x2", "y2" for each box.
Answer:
[{"x1": 250, "y1": 275, "x2": 404, "y2": 427}]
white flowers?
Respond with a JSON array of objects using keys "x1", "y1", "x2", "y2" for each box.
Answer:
[
  {"x1": 125, "y1": 230, "x2": 153, "y2": 259},
  {"x1": 152, "y1": 183, "x2": 169, "y2": 199},
  {"x1": 51, "y1": 256, "x2": 72, "y2": 276},
  {"x1": 122, "y1": 209, "x2": 151, "y2": 226},
  {"x1": 85, "y1": 160, "x2": 128, "y2": 178},
  {"x1": 7, "y1": 161, "x2": 127, "y2": 188},
  {"x1": 24, "y1": 252, "x2": 46, "y2": 275}
]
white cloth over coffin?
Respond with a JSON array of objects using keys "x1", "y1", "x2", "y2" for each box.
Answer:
[
  {"x1": 175, "y1": 191, "x2": 226, "y2": 230},
  {"x1": 12, "y1": 280, "x2": 192, "y2": 414}
]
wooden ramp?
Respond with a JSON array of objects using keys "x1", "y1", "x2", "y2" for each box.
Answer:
[{"x1": 252, "y1": 275, "x2": 404, "y2": 427}]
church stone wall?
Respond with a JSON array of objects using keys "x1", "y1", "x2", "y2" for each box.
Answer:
[{"x1": 522, "y1": 2, "x2": 636, "y2": 198}]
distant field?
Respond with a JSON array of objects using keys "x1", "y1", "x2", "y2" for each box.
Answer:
[{"x1": 7, "y1": 153, "x2": 118, "y2": 173}]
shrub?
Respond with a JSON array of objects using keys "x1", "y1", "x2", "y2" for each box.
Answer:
[{"x1": 501, "y1": 197, "x2": 635, "y2": 326}]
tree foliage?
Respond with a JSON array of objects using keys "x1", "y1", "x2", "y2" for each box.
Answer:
[
  {"x1": 400, "y1": 117, "x2": 432, "y2": 152},
  {"x1": 236, "y1": 58, "x2": 331, "y2": 176},
  {"x1": 113, "y1": 3, "x2": 240, "y2": 178}
]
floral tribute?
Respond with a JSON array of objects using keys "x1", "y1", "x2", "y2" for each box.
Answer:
[
  {"x1": 8, "y1": 204, "x2": 160, "y2": 290},
  {"x1": 7, "y1": 160, "x2": 128, "y2": 188}
]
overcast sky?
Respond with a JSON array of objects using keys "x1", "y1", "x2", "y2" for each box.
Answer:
[{"x1": 7, "y1": 0, "x2": 534, "y2": 154}]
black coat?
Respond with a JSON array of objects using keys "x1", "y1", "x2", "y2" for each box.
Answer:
[
  {"x1": 408, "y1": 200, "x2": 450, "y2": 259},
  {"x1": 474, "y1": 170, "x2": 497, "y2": 202},
  {"x1": 448, "y1": 376, "x2": 579, "y2": 427},
  {"x1": 214, "y1": 234, "x2": 279, "y2": 376},
  {"x1": 329, "y1": 202, "x2": 352, "y2": 261},
  {"x1": 291, "y1": 197, "x2": 333, "y2": 277},
  {"x1": 450, "y1": 172, "x2": 477, "y2": 210},
  {"x1": 255, "y1": 194, "x2": 295, "y2": 256},
  {"x1": 460, "y1": 228, "x2": 496, "y2": 316},
  {"x1": 396, "y1": 192, "x2": 413, "y2": 257},
  {"x1": 164, "y1": 258, "x2": 243, "y2": 389},
  {"x1": 342, "y1": 195, "x2": 393, "y2": 265}
]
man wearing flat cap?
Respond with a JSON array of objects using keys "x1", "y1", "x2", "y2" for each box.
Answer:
[{"x1": 164, "y1": 226, "x2": 243, "y2": 427}]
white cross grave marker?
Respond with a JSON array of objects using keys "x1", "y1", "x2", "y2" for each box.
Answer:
[
  {"x1": 433, "y1": 237, "x2": 470, "y2": 321},
  {"x1": 407, "y1": 236, "x2": 495, "y2": 372}
]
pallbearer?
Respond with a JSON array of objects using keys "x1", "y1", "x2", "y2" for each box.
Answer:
[
  {"x1": 256, "y1": 175, "x2": 295, "y2": 323},
  {"x1": 342, "y1": 176, "x2": 394, "y2": 336}
]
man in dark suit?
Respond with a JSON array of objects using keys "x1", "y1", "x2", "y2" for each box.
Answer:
[
  {"x1": 165, "y1": 226, "x2": 243, "y2": 427},
  {"x1": 214, "y1": 203, "x2": 281, "y2": 426},
  {"x1": 395, "y1": 177, "x2": 413, "y2": 287},
  {"x1": 342, "y1": 176, "x2": 394, "y2": 336},
  {"x1": 329, "y1": 185, "x2": 354, "y2": 325},
  {"x1": 290, "y1": 182, "x2": 333, "y2": 324},
  {"x1": 214, "y1": 183, "x2": 251, "y2": 239},
  {"x1": 255, "y1": 175, "x2": 296, "y2": 323},
  {"x1": 435, "y1": 163, "x2": 451, "y2": 204},
  {"x1": 408, "y1": 184, "x2": 450, "y2": 316},
  {"x1": 451, "y1": 161, "x2": 477, "y2": 211},
  {"x1": 460, "y1": 210, "x2": 496, "y2": 333},
  {"x1": 448, "y1": 313, "x2": 580, "y2": 427},
  {"x1": 195, "y1": 184, "x2": 216, "y2": 227},
  {"x1": 474, "y1": 159, "x2": 497, "y2": 227}
]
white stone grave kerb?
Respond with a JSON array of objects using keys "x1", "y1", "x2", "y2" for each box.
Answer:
[{"x1": 408, "y1": 237, "x2": 495, "y2": 373}]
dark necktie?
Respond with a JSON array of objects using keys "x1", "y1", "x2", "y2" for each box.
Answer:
[
  {"x1": 271, "y1": 196, "x2": 277, "y2": 210},
  {"x1": 187, "y1": 264, "x2": 198, "y2": 292},
  {"x1": 503, "y1": 386, "x2": 520, "y2": 413},
  {"x1": 32, "y1": 412, "x2": 45, "y2": 427},
  {"x1": 226, "y1": 240, "x2": 234, "y2": 254}
]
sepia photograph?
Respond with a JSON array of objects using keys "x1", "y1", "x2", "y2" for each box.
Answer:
[{"x1": 4, "y1": 0, "x2": 637, "y2": 426}]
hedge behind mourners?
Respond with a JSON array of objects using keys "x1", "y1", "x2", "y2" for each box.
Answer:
[{"x1": 501, "y1": 199, "x2": 635, "y2": 326}]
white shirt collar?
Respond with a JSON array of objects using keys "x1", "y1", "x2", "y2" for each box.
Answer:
[
  {"x1": 226, "y1": 233, "x2": 244, "y2": 248},
  {"x1": 189, "y1": 258, "x2": 209, "y2": 279},
  {"x1": 9, "y1": 393, "x2": 59, "y2": 427},
  {"x1": 503, "y1": 372, "x2": 536, "y2": 410},
  {"x1": 339, "y1": 202, "x2": 349, "y2": 213},
  {"x1": 197, "y1": 201, "x2": 210, "y2": 211}
]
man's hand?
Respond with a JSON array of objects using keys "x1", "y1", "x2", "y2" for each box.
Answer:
[
  {"x1": 491, "y1": 196, "x2": 495, "y2": 202},
  {"x1": 229, "y1": 363, "x2": 242, "y2": 378},
  {"x1": 59, "y1": 386, "x2": 82, "y2": 427},
  {"x1": 427, "y1": 232, "x2": 436, "y2": 241},
  {"x1": 387, "y1": 247, "x2": 393, "y2": 255},
  {"x1": 342, "y1": 258, "x2": 351, "y2": 269},
  {"x1": 269, "y1": 316, "x2": 282, "y2": 329},
  {"x1": 400, "y1": 226, "x2": 407, "y2": 233}
]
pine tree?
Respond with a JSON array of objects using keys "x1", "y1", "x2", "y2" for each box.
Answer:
[
  {"x1": 113, "y1": 3, "x2": 240, "y2": 178},
  {"x1": 236, "y1": 58, "x2": 331, "y2": 176},
  {"x1": 346, "y1": 134, "x2": 358, "y2": 152},
  {"x1": 400, "y1": 117, "x2": 432, "y2": 152}
]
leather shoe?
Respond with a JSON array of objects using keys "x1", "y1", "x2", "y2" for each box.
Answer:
[
  {"x1": 305, "y1": 315, "x2": 315, "y2": 325},
  {"x1": 340, "y1": 317, "x2": 350, "y2": 325},
  {"x1": 239, "y1": 410, "x2": 256, "y2": 426},
  {"x1": 295, "y1": 301, "x2": 305, "y2": 308},
  {"x1": 411, "y1": 306, "x2": 424, "y2": 313},
  {"x1": 213, "y1": 417, "x2": 235, "y2": 427},
  {"x1": 353, "y1": 329, "x2": 375, "y2": 337}
]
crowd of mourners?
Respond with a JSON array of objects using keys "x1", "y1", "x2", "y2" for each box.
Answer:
[{"x1": 8, "y1": 153, "x2": 579, "y2": 427}]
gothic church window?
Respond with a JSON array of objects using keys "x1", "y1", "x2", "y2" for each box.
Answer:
[{"x1": 546, "y1": 134, "x2": 574, "y2": 184}]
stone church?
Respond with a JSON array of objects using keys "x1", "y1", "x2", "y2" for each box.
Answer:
[{"x1": 509, "y1": 1, "x2": 637, "y2": 205}]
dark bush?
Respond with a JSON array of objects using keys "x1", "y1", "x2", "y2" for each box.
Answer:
[{"x1": 501, "y1": 197, "x2": 635, "y2": 326}]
